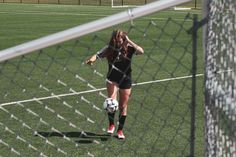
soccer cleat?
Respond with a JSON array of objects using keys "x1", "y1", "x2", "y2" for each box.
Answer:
[
  {"x1": 117, "y1": 130, "x2": 125, "y2": 139},
  {"x1": 107, "y1": 124, "x2": 115, "y2": 134}
]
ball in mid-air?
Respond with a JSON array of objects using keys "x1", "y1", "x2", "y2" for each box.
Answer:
[{"x1": 103, "y1": 98, "x2": 119, "y2": 113}]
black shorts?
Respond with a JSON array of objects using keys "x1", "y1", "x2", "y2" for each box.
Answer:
[{"x1": 107, "y1": 70, "x2": 132, "y2": 89}]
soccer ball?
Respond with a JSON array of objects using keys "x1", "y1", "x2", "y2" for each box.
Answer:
[{"x1": 103, "y1": 98, "x2": 119, "y2": 113}]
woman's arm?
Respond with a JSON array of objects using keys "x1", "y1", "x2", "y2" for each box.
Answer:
[
  {"x1": 85, "y1": 45, "x2": 108, "y2": 65},
  {"x1": 125, "y1": 36, "x2": 144, "y2": 55}
]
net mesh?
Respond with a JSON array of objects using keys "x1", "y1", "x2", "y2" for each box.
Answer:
[
  {"x1": 0, "y1": 8, "x2": 198, "y2": 157},
  {"x1": 204, "y1": 0, "x2": 236, "y2": 156}
]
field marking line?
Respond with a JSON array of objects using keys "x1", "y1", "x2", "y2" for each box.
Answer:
[
  {"x1": 0, "y1": 11, "x2": 108, "y2": 17},
  {"x1": 0, "y1": 12, "x2": 202, "y2": 24},
  {"x1": 0, "y1": 73, "x2": 203, "y2": 107},
  {"x1": 0, "y1": 11, "x2": 190, "y2": 21},
  {"x1": 0, "y1": 8, "x2": 201, "y2": 19},
  {"x1": 132, "y1": 73, "x2": 203, "y2": 86}
]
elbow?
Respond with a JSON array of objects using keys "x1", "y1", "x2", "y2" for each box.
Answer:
[{"x1": 140, "y1": 48, "x2": 144, "y2": 54}]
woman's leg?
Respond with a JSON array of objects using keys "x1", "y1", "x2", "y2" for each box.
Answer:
[
  {"x1": 106, "y1": 81, "x2": 119, "y2": 133},
  {"x1": 117, "y1": 88, "x2": 131, "y2": 138},
  {"x1": 106, "y1": 81, "x2": 119, "y2": 99},
  {"x1": 119, "y1": 88, "x2": 131, "y2": 116}
]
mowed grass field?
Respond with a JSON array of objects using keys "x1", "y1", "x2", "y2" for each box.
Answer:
[
  {"x1": 0, "y1": 3, "x2": 204, "y2": 157},
  {"x1": 0, "y1": 0, "x2": 202, "y2": 8}
]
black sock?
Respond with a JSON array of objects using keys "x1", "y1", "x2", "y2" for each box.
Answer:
[
  {"x1": 118, "y1": 115, "x2": 126, "y2": 131},
  {"x1": 108, "y1": 112, "x2": 115, "y2": 125}
]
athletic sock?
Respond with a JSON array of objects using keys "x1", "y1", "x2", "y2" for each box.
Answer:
[
  {"x1": 108, "y1": 112, "x2": 115, "y2": 125},
  {"x1": 118, "y1": 115, "x2": 126, "y2": 130}
]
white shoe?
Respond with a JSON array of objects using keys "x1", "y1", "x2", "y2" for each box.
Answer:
[
  {"x1": 117, "y1": 130, "x2": 125, "y2": 139},
  {"x1": 107, "y1": 124, "x2": 115, "y2": 134}
]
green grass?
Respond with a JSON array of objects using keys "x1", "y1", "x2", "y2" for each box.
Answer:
[
  {"x1": 0, "y1": 0, "x2": 202, "y2": 8},
  {"x1": 0, "y1": 3, "x2": 204, "y2": 157}
]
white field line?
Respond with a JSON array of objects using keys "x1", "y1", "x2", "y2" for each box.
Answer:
[
  {"x1": 0, "y1": 11, "x2": 191, "y2": 21},
  {"x1": 0, "y1": 7, "x2": 202, "y2": 19},
  {"x1": 174, "y1": 7, "x2": 191, "y2": 10},
  {"x1": 0, "y1": 73, "x2": 203, "y2": 107},
  {"x1": 133, "y1": 73, "x2": 203, "y2": 86},
  {"x1": 0, "y1": 11, "x2": 108, "y2": 17}
]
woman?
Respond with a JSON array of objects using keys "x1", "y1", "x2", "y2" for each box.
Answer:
[{"x1": 86, "y1": 29, "x2": 144, "y2": 139}]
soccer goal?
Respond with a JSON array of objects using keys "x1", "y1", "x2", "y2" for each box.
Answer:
[
  {"x1": 204, "y1": 0, "x2": 236, "y2": 156},
  {"x1": 111, "y1": 0, "x2": 142, "y2": 8},
  {"x1": 0, "y1": 0, "x2": 204, "y2": 156}
]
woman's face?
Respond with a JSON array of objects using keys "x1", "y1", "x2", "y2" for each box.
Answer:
[
  {"x1": 114, "y1": 31, "x2": 126, "y2": 48},
  {"x1": 117, "y1": 37, "x2": 124, "y2": 47}
]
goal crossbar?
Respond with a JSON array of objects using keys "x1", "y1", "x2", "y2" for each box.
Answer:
[{"x1": 0, "y1": 0, "x2": 190, "y2": 63}]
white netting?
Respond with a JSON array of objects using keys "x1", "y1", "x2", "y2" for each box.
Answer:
[{"x1": 204, "y1": 0, "x2": 236, "y2": 156}]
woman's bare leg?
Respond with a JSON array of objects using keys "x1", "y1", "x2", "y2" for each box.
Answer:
[
  {"x1": 117, "y1": 88, "x2": 131, "y2": 139},
  {"x1": 106, "y1": 81, "x2": 119, "y2": 133}
]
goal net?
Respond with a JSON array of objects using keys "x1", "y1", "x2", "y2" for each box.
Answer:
[
  {"x1": 204, "y1": 0, "x2": 236, "y2": 156},
  {"x1": 111, "y1": 0, "x2": 201, "y2": 10},
  {"x1": 0, "y1": 0, "x2": 201, "y2": 156},
  {"x1": 111, "y1": 0, "x2": 145, "y2": 8}
]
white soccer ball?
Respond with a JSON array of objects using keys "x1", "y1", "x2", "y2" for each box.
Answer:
[{"x1": 103, "y1": 98, "x2": 119, "y2": 113}]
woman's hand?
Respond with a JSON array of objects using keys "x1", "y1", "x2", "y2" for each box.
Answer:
[
  {"x1": 85, "y1": 54, "x2": 97, "y2": 66},
  {"x1": 86, "y1": 60, "x2": 93, "y2": 66},
  {"x1": 125, "y1": 36, "x2": 144, "y2": 55}
]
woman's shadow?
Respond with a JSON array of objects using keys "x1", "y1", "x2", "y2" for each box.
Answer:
[{"x1": 35, "y1": 131, "x2": 112, "y2": 144}]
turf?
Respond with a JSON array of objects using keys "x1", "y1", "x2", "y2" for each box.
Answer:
[{"x1": 0, "y1": 3, "x2": 204, "y2": 157}]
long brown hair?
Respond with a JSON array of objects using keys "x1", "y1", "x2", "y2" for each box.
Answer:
[{"x1": 106, "y1": 29, "x2": 128, "y2": 62}]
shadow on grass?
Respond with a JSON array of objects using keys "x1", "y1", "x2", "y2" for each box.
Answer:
[{"x1": 35, "y1": 131, "x2": 111, "y2": 144}]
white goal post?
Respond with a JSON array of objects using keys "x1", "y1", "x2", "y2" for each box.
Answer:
[{"x1": 0, "y1": 0, "x2": 191, "y2": 63}]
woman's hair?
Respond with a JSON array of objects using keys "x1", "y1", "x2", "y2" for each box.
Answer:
[
  {"x1": 106, "y1": 29, "x2": 128, "y2": 61},
  {"x1": 109, "y1": 29, "x2": 127, "y2": 48}
]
